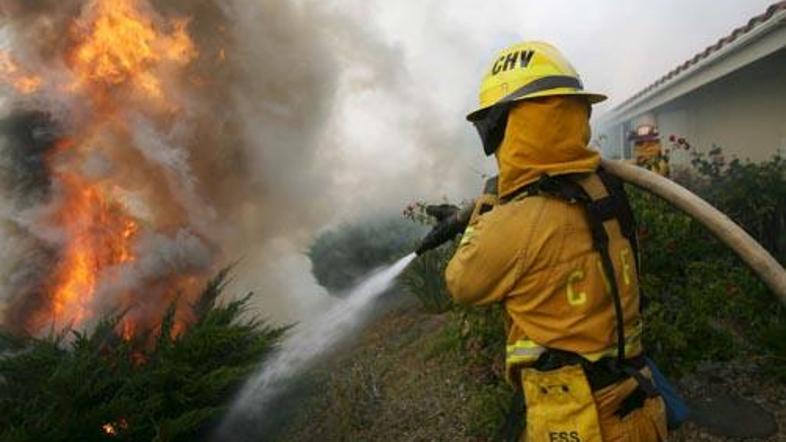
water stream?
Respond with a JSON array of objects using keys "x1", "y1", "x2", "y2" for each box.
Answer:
[{"x1": 216, "y1": 253, "x2": 417, "y2": 439}]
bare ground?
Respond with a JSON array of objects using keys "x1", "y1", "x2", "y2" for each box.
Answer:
[{"x1": 275, "y1": 304, "x2": 784, "y2": 441}]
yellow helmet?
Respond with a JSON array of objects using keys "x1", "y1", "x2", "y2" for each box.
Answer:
[
  {"x1": 467, "y1": 41, "x2": 606, "y2": 122},
  {"x1": 468, "y1": 41, "x2": 606, "y2": 155}
]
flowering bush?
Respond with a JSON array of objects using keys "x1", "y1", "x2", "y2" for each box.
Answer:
[
  {"x1": 686, "y1": 149, "x2": 785, "y2": 260},
  {"x1": 635, "y1": 150, "x2": 786, "y2": 376}
]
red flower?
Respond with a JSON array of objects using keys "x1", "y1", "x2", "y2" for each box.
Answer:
[{"x1": 669, "y1": 135, "x2": 676, "y2": 142}]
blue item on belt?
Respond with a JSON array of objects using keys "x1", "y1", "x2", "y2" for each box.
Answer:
[{"x1": 646, "y1": 357, "x2": 690, "y2": 429}]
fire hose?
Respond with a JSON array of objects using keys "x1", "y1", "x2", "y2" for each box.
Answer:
[{"x1": 416, "y1": 159, "x2": 786, "y2": 304}]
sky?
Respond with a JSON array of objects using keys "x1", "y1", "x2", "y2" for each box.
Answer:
[{"x1": 344, "y1": 0, "x2": 776, "y2": 114}]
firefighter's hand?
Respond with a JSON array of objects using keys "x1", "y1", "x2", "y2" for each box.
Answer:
[
  {"x1": 416, "y1": 204, "x2": 464, "y2": 255},
  {"x1": 425, "y1": 204, "x2": 460, "y2": 223}
]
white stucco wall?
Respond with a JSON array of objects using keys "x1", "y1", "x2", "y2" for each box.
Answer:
[
  {"x1": 600, "y1": 47, "x2": 786, "y2": 166},
  {"x1": 654, "y1": 47, "x2": 786, "y2": 165}
]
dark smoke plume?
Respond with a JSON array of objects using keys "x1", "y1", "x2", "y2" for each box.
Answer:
[{"x1": 0, "y1": 0, "x2": 476, "y2": 332}]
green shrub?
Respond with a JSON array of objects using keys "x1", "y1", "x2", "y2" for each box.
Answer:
[
  {"x1": 759, "y1": 320, "x2": 786, "y2": 382},
  {"x1": 308, "y1": 216, "x2": 425, "y2": 294},
  {"x1": 465, "y1": 382, "x2": 514, "y2": 438},
  {"x1": 0, "y1": 271, "x2": 287, "y2": 442},
  {"x1": 451, "y1": 304, "x2": 508, "y2": 380},
  {"x1": 633, "y1": 151, "x2": 786, "y2": 376},
  {"x1": 686, "y1": 149, "x2": 785, "y2": 261},
  {"x1": 398, "y1": 243, "x2": 455, "y2": 313},
  {"x1": 436, "y1": 304, "x2": 513, "y2": 438},
  {"x1": 399, "y1": 203, "x2": 512, "y2": 436}
]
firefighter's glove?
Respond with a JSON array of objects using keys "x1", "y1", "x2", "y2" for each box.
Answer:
[
  {"x1": 416, "y1": 204, "x2": 466, "y2": 255},
  {"x1": 425, "y1": 204, "x2": 460, "y2": 223}
]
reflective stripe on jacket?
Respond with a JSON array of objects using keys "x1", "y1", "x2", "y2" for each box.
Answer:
[{"x1": 445, "y1": 97, "x2": 644, "y2": 381}]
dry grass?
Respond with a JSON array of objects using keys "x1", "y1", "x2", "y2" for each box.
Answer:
[{"x1": 278, "y1": 302, "x2": 512, "y2": 441}]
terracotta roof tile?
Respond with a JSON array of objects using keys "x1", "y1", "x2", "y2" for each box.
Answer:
[{"x1": 615, "y1": 1, "x2": 786, "y2": 110}]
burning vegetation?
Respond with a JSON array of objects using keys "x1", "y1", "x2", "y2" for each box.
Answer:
[
  {"x1": 0, "y1": 0, "x2": 381, "y2": 437},
  {"x1": 0, "y1": 0, "x2": 463, "y2": 438},
  {"x1": 0, "y1": 271, "x2": 287, "y2": 441},
  {"x1": 0, "y1": 0, "x2": 239, "y2": 338}
]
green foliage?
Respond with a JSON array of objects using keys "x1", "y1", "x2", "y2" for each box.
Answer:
[
  {"x1": 633, "y1": 151, "x2": 786, "y2": 376},
  {"x1": 400, "y1": 201, "x2": 513, "y2": 436},
  {"x1": 465, "y1": 382, "x2": 514, "y2": 438},
  {"x1": 686, "y1": 148, "x2": 786, "y2": 261},
  {"x1": 427, "y1": 304, "x2": 512, "y2": 437},
  {"x1": 759, "y1": 320, "x2": 786, "y2": 382},
  {"x1": 0, "y1": 270, "x2": 287, "y2": 442},
  {"x1": 308, "y1": 216, "x2": 425, "y2": 294},
  {"x1": 399, "y1": 200, "x2": 465, "y2": 314},
  {"x1": 398, "y1": 243, "x2": 455, "y2": 313},
  {"x1": 451, "y1": 305, "x2": 508, "y2": 380}
]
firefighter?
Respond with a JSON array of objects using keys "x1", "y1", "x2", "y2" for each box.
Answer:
[
  {"x1": 630, "y1": 124, "x2": 670, "y2": 176},
  {"x1": 445, "y1": 41, "x2": 668, "y2": 441}
]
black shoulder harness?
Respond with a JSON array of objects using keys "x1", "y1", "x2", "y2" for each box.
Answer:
[{"x1": 503, "y1": 168, "x2": 645, "y2": 371}]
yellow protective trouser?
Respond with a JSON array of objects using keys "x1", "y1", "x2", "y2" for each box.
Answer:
[
  {"x1": 520, "y1": 365, "x2": 667, "y2": 442},
  {"x1": 595, "y1": 371, "x2": 668, "y2": 442}
]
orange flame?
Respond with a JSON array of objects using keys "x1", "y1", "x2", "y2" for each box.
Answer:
[
  {"x1": 68, "y1": 0, "x2": 197, "y2": 106},
  {"x1": 101, "y1": 423, "x2": 117, "y2": 436},
  {"x1": 0, "y1": 51, "x2": 42, "y2": 94},
  {"x1": 102, "y1": 417, "x2": 128, "y2": 437},
  {"x1": 33, "y1": 172, "x2": 140, "y2": 331},
  {"x1": 10, "y1": 0, "x2": 204, "y2": 337}
]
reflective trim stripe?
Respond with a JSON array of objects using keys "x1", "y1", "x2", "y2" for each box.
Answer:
[
  {"x1": 502, "y1": 75, "x2": 583, "y2": 103},
  {"x1": 506, "y1": 340, "x2": 547, "y2": 364},
  {"x1": 505, "y1": 322, "x2": 644, "y2": 367},
  {"x1": 467, "y1": 75, "x2": 584, "y2": 122},
  {"x1": 459, "y1": 226, "x2": 475, "y2": 247},
  {"x1": 510, "y1": 191, "x2": 530, "y2": 202}
]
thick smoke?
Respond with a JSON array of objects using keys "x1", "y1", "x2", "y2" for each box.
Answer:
[
  {"x1": 0, "y1": 112, "x2": 55, "y2": 330},
  {"x1": 0, "y1": 0, "x2": 477, "y2": 332}
]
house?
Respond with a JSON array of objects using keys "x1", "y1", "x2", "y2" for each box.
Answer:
[{"x1": 596, "y1": 1, "x2": 786, "y2": 167}]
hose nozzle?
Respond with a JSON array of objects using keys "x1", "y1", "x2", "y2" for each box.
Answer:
[
  {"x1": 415, "y1": 204, "x2": 473, "y2": 255},
  {"x1": 414, "y1": 175, "x2": 498, "y2": 256}
]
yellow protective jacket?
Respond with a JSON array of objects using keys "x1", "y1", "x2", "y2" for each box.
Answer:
[{"x1": 445, "y1": 97, "x2": 644, "y2": 379}]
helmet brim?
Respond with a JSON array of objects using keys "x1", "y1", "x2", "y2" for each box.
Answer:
[{"x1": 466, "y1": 90, "x2": 607, "y2": 122}]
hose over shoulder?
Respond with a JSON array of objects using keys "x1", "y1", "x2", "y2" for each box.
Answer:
[{"x1": 600, "y1": 159, "x2": 786, "y2": 305}]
